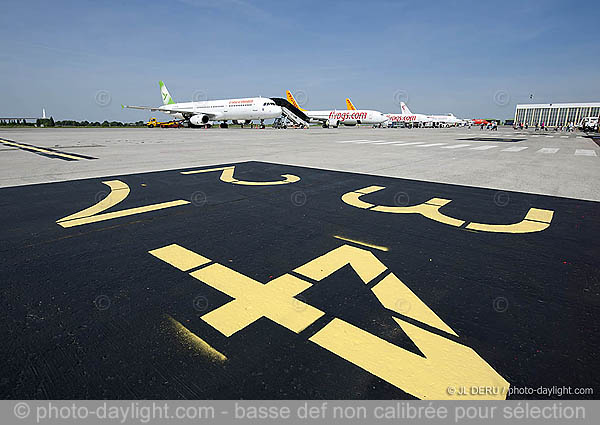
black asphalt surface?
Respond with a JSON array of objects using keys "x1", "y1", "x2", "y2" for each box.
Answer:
[{"x1": 0, "y1": 161, "x2": 598, "y2": 399}]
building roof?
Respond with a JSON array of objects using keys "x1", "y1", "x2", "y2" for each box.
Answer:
[{"x1": 516, "y1": 102, "x2": 600, "y2": 109}]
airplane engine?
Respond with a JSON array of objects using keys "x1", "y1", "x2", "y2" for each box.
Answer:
[{"x1": 189, "y1": 114, "x2": 210, "y2": 126}]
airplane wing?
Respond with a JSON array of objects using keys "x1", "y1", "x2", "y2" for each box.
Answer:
[{"x1": 121, "y1": 104, "x2": 218, "y2": 118}]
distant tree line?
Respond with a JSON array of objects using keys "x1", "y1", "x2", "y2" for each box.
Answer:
[{"x1": 0, "y1": 118, "x2": 145, "y2": 127}]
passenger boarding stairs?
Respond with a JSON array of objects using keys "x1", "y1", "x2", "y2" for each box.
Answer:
[{"x1": 272, "y1": 98, "x2": 310, "y2": 128}]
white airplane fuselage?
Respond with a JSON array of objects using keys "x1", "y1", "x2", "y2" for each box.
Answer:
[
  {"x1": 385, "y1": 113, "x2": 431, "y2": 124},
  {"x1": 305, "y1": 109, "x2": 388, "y2": 126},
  {"x1": 159, "y1": 98, "x2": 281, "y2": 122}
]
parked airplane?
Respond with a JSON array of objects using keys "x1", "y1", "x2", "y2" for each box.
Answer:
[
  {"x1": 345, "y1": 98, "x2": 430, "y2": 126},
  {"x1": 286, "y1": 91, "x2": 388, "y2": 128},
  {"x1": 123, "y1": 81, "x2": 282, "y2": 128},
  {"x1": 396, "y1": 102, "x2": 465, "y2": 127}
]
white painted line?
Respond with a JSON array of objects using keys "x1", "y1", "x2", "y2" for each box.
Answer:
[
  {"x1": 442, "y1": 144, "x2": 471, "y2": 149},
  {"x1": 545, "y1": 135, "x2": 554, "y2": 138},
  {"x1": 575, "y1": 149, "x2": 597, "y2": 157},
  {"x1": 417, "y1": 143, "x2": 447, "y2": 147},
  {"x1": 374, "y1": 141, "x2": 400, "y2": 145},
  {"x1": 356, "y1": 141, "x2": 378, "y2": 144},
  {"x1": 560, "y1": 136, "x2": 569, "y2": 138},
  {"x1": 537, "y1": 148, "x2": 559, "y2": 154},
  {"x1": 576, "y1": 136, "x2": 585, "y2": 139},
  {"x1": 531, "y1": 135, "x2": 540, "y2": 138},
  {"x1": 394, "y1": 142, "x2": 426, "y2": 146},
  {"x1": 470, "y1": 145, "x2": 498, "y2": 150},
  {"x1": 336, "y1": 140, "x2": 368, "y2": 143},
  {"x1": 501, "y1": 146, "x2": 528, "y2": 152}
]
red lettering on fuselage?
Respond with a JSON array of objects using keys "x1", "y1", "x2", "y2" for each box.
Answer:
[
  {"x1": 328, "y1": 111, "x2": 368, "y2": 121},
  {"x1": 386, "y1": 114, "x2": 417, "y2": 122}
]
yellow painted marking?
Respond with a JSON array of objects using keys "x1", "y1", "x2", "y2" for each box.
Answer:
[
  {"x1": 465, "y1": 208, "x2": 554, "y2": 233},
  {"x1": 294, "y1": 244, "x2": 386, "y2": 283},
  {"x1": 58, "y1": 180, "x2": 129, "y2": 222},
  {"x1": 342, "y1": 186, "x2": 554, "y2": 234},
  {"x1": 332, "y1": 235, "x2": 389, "y2": 252},
  {"x1": 524, "y1": 208, "x2": 553, "y2": 223},
  {"x1": 341, "y1": 191, "x2": 374, "y2": 209},
  {"x1": 57, "y1": 200, "x2": 189, "y2": 228},
  {"x1": 181, "y1": 165, "x2": 300, "y2": 186},
  {"x1": 191, "y1": 265, "x2": 324, "y2": 337},
  {"x1": 56, "y1": 180, "x2": 189, "y2": 228},
  {"x1": 148, "y1": 244, "x2": 510, "y2": 399},
  {"x1": 164, "y1": 315, "x2": 227, "y2": 363},
  {"x1": 149, "y1": 244, "x2": 211, "y2": 271},
  {"x1": 356, "y1": 185, "x2": 385, "y2": 195},
  {"x1": 371, "y1": 197, "x2": 465, "y2": 227},
  {"x1": 0, "y1": 138, "x2": 83, "y2": 160},
  {"x1": 371, "y1": 273, "x2": 457, "y2": 336},
  {"x1": 310, "y1": 318, "x2": 509, "y2": 400}
]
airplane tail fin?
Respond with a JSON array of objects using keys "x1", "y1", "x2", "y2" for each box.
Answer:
[
  {"x1": 159, "y1": 81, "x2": 175, "y2": 105},
  {"x1": 400, "y1": 102, "x2": 412, "y2": 115},
  {"x1": 346, "y1": 98, "x2": 357, "y2": 111},
  {"x1": 286, "y1": 90, "x2": 306, "y2": 111}
]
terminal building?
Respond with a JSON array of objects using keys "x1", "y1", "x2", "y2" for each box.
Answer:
[{"x1": 514, "y1": 102, "x2": 600, "y2": 127}]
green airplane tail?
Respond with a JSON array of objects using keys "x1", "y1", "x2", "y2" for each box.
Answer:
[{"x1": 159, "y1": 81, "x2": 175, "y2": 105}]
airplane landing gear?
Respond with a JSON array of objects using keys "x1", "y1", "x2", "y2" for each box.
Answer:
[
  {"x1": 220, "y1": 122, "x2": 229, "y2": 129},
  {"x1": 260, "y1": 119, "x2": 265, "y2": 129}
]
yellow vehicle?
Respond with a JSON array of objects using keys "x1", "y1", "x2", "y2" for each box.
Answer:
[
  {"x1": 146, "y1": 118, "x2": 166, "y2": 128},
  {"x1": 147, "y1": 118, "x2": 183, "y2": 128}
]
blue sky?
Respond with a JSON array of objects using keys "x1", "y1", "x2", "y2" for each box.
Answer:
[{"x1": 1, "y1": 0, "x2": 598, "y2": 121}]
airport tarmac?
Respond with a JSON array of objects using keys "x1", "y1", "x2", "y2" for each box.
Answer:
[
  {"x1": 0, "y1": 127, "x2": 599, "y2": 399},
  {"x1": 0, "y1": 126, "x2": 598, "y2": 200}
]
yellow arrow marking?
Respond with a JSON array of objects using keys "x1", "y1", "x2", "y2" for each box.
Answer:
[{"x1": 181, "y1": 166, "x2": 300, "y2": 186}]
